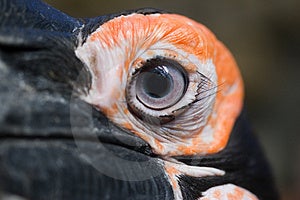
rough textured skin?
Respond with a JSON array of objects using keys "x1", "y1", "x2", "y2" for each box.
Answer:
[
  {"x1": 0, "y1": 0, "x2": 278, "y2": 199},
  {"x1": 176, "y1": 109, "x2": 278, "y2": 200},
  {"x1": 0, "y1": 0, "x2": 173, "y2": 199}
]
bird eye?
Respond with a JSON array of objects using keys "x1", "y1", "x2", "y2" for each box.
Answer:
[
  {"x1": 130, "y1": 58, "x2": 188, "y2": 111},
  {"x1": 76, "y1": 13, "x2": 244, "y2": 156}
]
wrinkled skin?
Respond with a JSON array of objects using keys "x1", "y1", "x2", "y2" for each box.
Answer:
[{"x1": 0, "y1": 0, "x2": 278, "y2": 199}]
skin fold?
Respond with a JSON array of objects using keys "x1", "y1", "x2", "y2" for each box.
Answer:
[{"x1": 0, "y1": 0, "x2": 278, "y2": 199}]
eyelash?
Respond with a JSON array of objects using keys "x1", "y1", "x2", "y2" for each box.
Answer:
[
  {"x1": 125, "y1": 55, "x2": 217, "y2": 135},
  {"x1": 194, "y1": 72, "x2": 218, "y2": 102},
  {"x1": 75, "y1": 13, "x2": 244, "y2": 156}
]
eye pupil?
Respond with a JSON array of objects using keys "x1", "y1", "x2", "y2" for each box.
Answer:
[
  {"x1": 139, "y1": 67, "x2": 174, "y2": 99},
  {"x1": 129, "y1": 58, "x2": 188, "y2": 111}
]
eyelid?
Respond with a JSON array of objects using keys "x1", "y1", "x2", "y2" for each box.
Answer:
[
  {"x1": 126, "y1": 57, "x2": 191, "y2": 124},
  {"x1": 127, "y1": 57, "x2": 218, "y2": 135},
  {"x1": 75, "y1": 13, "x2": 244, "y2": 156},
  {"x1": 131, "y1": 49, "x2": 198, "y2": 75}
]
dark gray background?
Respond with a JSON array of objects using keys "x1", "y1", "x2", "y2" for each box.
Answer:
[{"x1": 44, "y1": 1, "x2": 300, "y2": 199}]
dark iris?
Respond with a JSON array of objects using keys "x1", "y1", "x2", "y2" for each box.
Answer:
[
  {"x1": 138, "y1": 66, "x2": 174, "y2": 98},
  {"x1": 134, "y1": 58, "x2": 188, "y2": 110}
]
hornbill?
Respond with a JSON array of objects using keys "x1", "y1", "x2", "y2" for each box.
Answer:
[{"x1": 0, "y1": 0, "x2": 278, "y2": 199}]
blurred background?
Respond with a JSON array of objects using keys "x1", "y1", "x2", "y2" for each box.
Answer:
[{"x1": 44, "y1": 0, "x2": 300, "y2": 199}]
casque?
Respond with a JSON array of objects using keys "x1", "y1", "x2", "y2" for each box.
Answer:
[{"x1": 0, "y1": 0, "x2": 278, "y2": 199}]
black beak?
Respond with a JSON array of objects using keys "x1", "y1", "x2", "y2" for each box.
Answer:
[
  {"x1": 0, "y1": 0, "x2": 173, "y2": 199},
  {"x1": 0, "y1": 1, "x2": 280, "y2": 200}
]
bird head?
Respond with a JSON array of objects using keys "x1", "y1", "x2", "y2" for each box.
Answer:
[{"x1": 0, "y1": 0, "x2": 278, "y2": 199}]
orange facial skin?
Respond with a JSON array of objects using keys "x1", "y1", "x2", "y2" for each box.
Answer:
[
  {"x1": 76, "y1": 13, "x2": 244, "y2": 157},
  {"x1": 176, "y1": 41, "x2": 244, "y2": 155}
]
